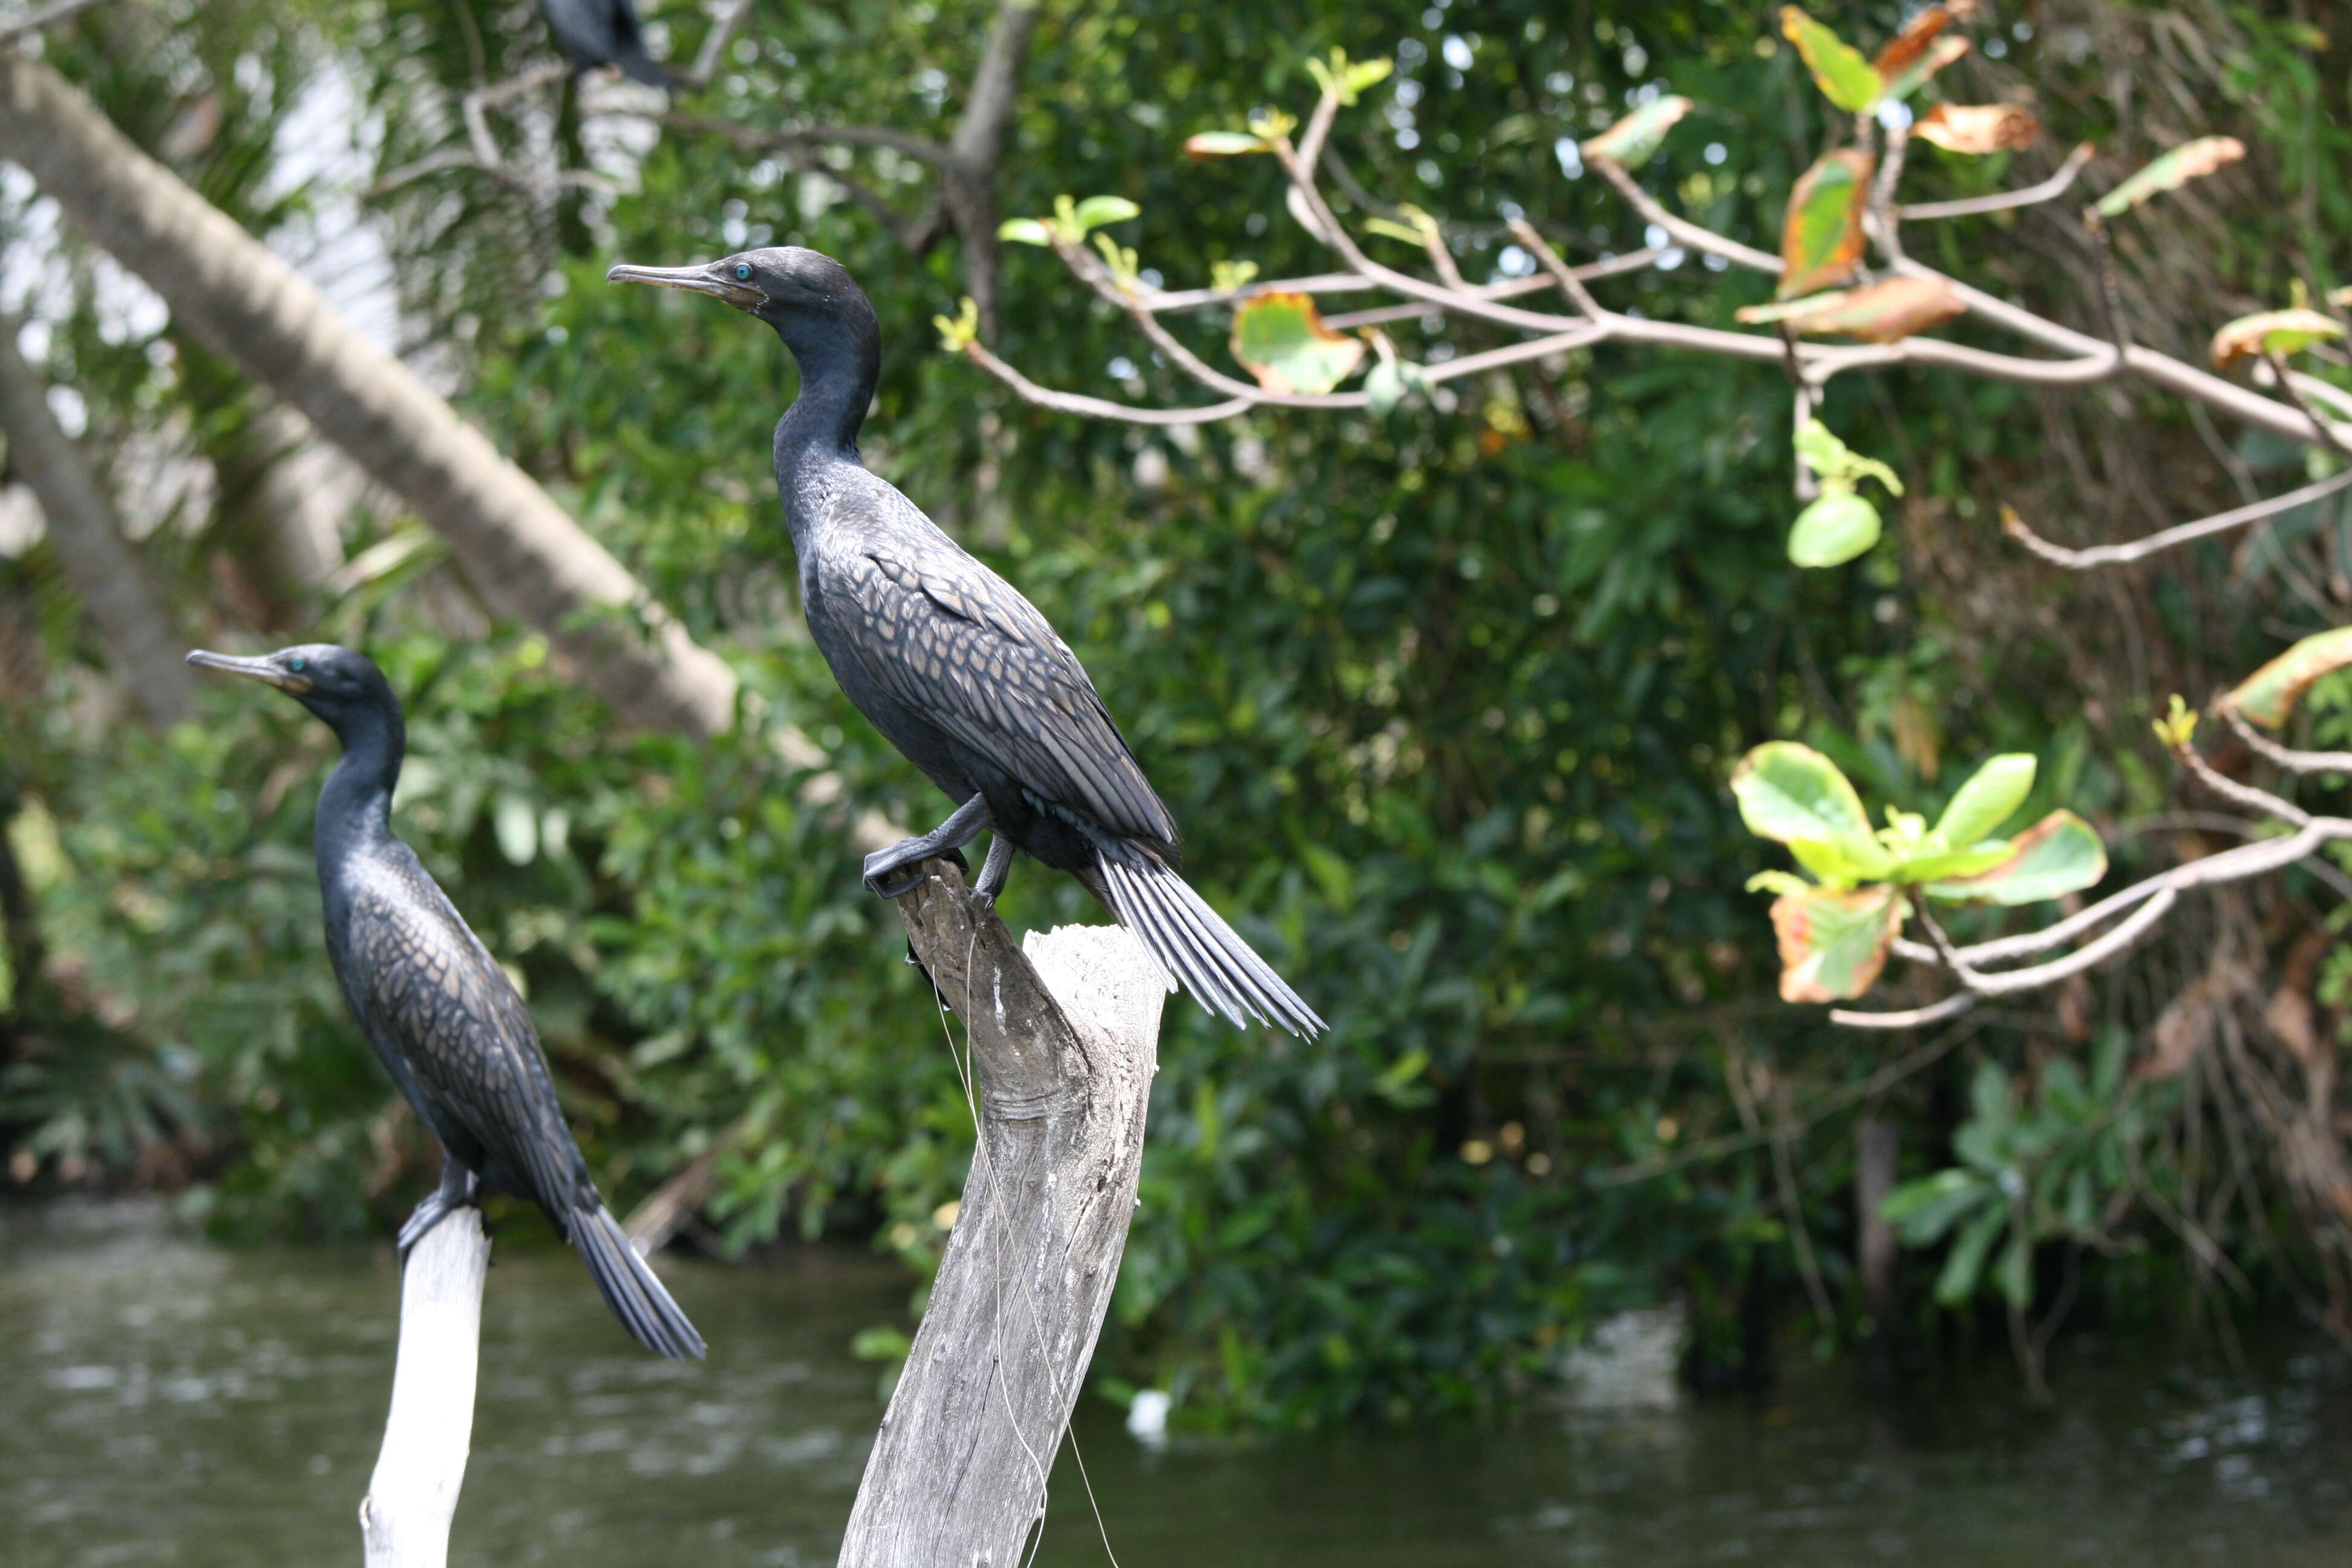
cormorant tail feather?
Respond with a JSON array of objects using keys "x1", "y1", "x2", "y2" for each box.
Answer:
[
  {"x1": 1088, "y1": 839, "x2": 1324, "y2": 1039},
  {"x1": 575, "y1": 1204, "x2": 705, "y2": 1359}
]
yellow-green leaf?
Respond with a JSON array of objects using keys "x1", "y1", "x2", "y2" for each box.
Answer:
[
  {"x1": 998, "y1": 218, "x2": 1055, "y2": 246},
  {"x1": 1934, "y1": 753, "x2": 2036, "y2": 844},
  {"x1": 1778, "y1": 148, "x2": 1873, "y2": 298},
  {"x1": 1788, "y1": 489, "x2": 1882, "y2": 567},
  {"x1": 1229, "y1": 292, "x2": 1365, "y2": 395},
  {"x1": 1580, "y1": 95, "x2": 1694, "y2": 170},
  {"x1": 2092, "y1": 136, "x2": 2246, "y2": 219},
  {"x1": 1924, "y1": 811, "x2": 2106, "y2": 905},
  {"x1": 2209, "y1": 307, "x2": 2347, "y2": 369},
  {"x1": 1185, "y1": 131, "x2": 1273, "y2": 158},
  {"x1": 1730, "y1": 741, "x2": 1895, "y2": 883},
  {"x1": 1769, "y1": 884, "x2": 1903, "y2": 1002},
  {"x1": 1779, "y1": 6, "x2": 1884, "y2": 113},
  {"x1": 2221, "y1": 627, "x2": 2352, "y2": 728}
]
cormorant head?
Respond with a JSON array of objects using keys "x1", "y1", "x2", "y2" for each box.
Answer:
[
  {"x1": 606, "y1": 246, "x2": 871, "y2": 334},
  {"x1": 185, "y1": 643, "x2": 399, "y2": 737}
]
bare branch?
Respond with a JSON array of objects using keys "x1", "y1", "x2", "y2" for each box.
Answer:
[
  {"x1": 1506, "y1": 217, "x2": 1604, "y2": 318},
  {"x1": 654, "y1": 109, "x2": 947, "y2": 166},
  {"x1": 682, "y1": 0, "x2": 753, "y2": 89},
  {"x1": 2221, "y1": 708, "x2": 2352, "y2": 776},
  {"x1": 2174, "y1": 738, "x2": 2310, "y2": 826},
  {"x1": 959, "y1": 339, "x2": 1255, "y2": 425},
  {"x1": 1830, "y1": 991, "x2": 1983, "y2": 1030},
  {"x1": 1900, "y1": 141, "x2": 2098, "y2": 221},
  {"x1": 2002, "y1": 467, "x2": 2352, "y2": 569},
  {"x1": 1586, "y1": 154, "x2": 1781, "y2": 273},
  {"x1": 1321, "y1": 252, "x2": 1662, "y2": 329},
  {"x1": 2267, "y1": 351, "x2": 2352, "y2": 459}
]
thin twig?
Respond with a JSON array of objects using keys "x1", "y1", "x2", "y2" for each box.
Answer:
[
  {"x1": 1586, "y1": 154, "x2": 1782, "y2": 273},
  {"x1": 2173, "y1": 739, "x2": 2311, "y2": 826},
  {"x1": 2221, "y1": 708, "x2": 2352, "y2": 775},
  {"x1": 2266, "y1": 351, "x2": 2351, "y2": 459},
  {"x1": 683, "y1": 0, "x2": 753, "y2": 89},
  {"x1": 2002, "y1": 468, "x2": 2352, "y2": 569},
  {"x1": 1505, "y1": 217, "x2": 1604, "y2": 318},
  {"x1": 1900, "y1": 141, "x2": 2099, "y2": 221}
]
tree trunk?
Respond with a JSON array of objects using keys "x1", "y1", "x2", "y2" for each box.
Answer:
[
  {"x1": 939, "y1": 0, "x2": 1043, "y2": 340},
  {"x1": 1855, "y1": 1116, "x2": 1899, "y2": 1330},
  {"x1": 839, "y1": 860, "x2": 1165, "y2": 1568},
  {"x1": 0, "y1": 315, "x2": 194, "y2": 726},
  {"x1": 0, "y1": 51, "x2": 739, "y2": 737},
  {"x1": 358, "y1": 1209, "x2": 492, "y2": 1568}
]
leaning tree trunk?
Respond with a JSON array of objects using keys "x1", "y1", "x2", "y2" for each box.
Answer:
[
  {"x1": 840, "y1": 861, "x2": 1165, "y2": 1567},
  {"x1": 0, "y1": 50, "x2": 737, "y2": 737},
  {"x1": 0, "y1": 313, "x2": 194, "y2": 726}
]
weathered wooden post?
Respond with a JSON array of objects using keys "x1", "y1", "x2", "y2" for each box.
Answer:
[
  {"x1": 358, "y1": 1208, "x2": 492, "y2": 1568},
  {"x1": 839, "y1": 860, "x2": 1166, "y2": 1568}
]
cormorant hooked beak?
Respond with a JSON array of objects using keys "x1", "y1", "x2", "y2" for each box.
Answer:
[
  {"x1": 185, "y1": 648, "x2": 313, "y2": 695},
  {"x1": 606, "y1": 260, "x2": 765, "y2": 312}
]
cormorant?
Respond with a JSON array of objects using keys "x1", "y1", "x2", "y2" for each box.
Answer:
[
  {"x1": 186, "y1": 644, "x2": 705, "y2": 1359},
  {"x1": 607, "y1": 248, "x2": 1325, "y2": 1037},
  {"x1": 541, "y1": 0, "x2": 671, "y2": 90}
]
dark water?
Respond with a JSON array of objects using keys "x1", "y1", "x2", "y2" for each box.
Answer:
[{"x1": 6, "y1": 1200, "x2": 2352, "y2": 1567}]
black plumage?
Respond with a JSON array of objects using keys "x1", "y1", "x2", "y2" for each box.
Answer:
[
  {"x1": 607, "y1": 248, "x2": 1324, "y2": 1037},
  {"x1": 541, "y1": 0, "x2": 671, "y2": 90},
  {"x1": 186, "y1": 644, "x2": 704, "y2": 1359}
]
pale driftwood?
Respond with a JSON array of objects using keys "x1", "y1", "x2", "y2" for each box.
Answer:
[
  {"x1": 359, "y1": 1209, "x2": 492, "y2": 1568},
  {"x1": 0, "y1": 51, "x2": 739, "y2": 739},
  {"x1": 840, "y1": 860, "x2": 1165, "y2": 1568},
  {"x1": 0, "y1": 313, "x2": 194, "y2": 725}
]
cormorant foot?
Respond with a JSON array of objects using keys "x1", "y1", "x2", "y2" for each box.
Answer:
[
  {"x1": 396, "y1": 1165, "x2": 482, "y2": 1261},
  {"x1": 974, "y1": 835, "x2": 1014, "y2": 904},
  {"x1": 863, "y1": 844, "x2": 968, "y2": 899}
]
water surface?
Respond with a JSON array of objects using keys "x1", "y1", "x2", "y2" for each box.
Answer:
[{"x1": 4, "y1": 1200, "x2": 2348, "y2": 1566}]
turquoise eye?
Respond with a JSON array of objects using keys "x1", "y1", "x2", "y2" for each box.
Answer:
[
  {"x1": 734, "y1": 264, "x2": 751, "y2": 280},
  {"x1": 288, "y1": 656, "x2": 307, "y2": 672}
]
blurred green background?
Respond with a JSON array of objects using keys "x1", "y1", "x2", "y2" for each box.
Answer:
[{"x1": 2, "y1": 0, "x2": 2348, "y2": 1432}]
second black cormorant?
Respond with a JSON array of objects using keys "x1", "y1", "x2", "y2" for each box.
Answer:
[
  {"x1": 188, "y1": 644, "x2": 704, "y2": 1359},
  {"x1": 607, "y1": 247, "x2": 1324, "y2": 1037},
  {"x1": 540, "y1": 0, "x2": 671, "y2": 90}
]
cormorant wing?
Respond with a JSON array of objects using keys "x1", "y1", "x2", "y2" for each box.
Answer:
[
  {"x1": 345, "y1": 858, "x2": 588, "y2": 1217},
  {"x1": 832, "y1": 538, "x2": 1180, "y2": 850}
]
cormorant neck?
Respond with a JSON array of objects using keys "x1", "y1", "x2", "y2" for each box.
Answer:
[
  {"x1": 767, "y1": 305, "x2": 881, "y2": 529},
  {"x1": 315, "y1": 701, "x2": 405, "y2": 858}
]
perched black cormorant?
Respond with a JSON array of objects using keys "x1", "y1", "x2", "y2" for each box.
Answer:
[
  {"x1": 541, "y1": 0, "x2": 671, "y2": 90},
  {"x1": 187, "y1": 644, "x2": 705, "y2": 1359},
  {"x1": 607, "y1": 248, "x2": 1325, "y2": 1037}
]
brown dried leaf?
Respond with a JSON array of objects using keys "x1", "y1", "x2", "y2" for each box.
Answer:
[
  {"x1": 1911, "y1": 103, "x2": 2042, "y2": 155},
  {"x1": 2208, "y1": 307, "x2": 2347, "y2": 369},
  {"x1": 1737, "y1": 276, "x2": 1967, "y2": 342},
  {"x1": 1872, "y1": 5, "x2": 1958, "y2": 84}
]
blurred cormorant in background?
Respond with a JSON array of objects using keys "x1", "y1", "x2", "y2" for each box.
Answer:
[
  {"x1": 542, "y1": 0, "x2": 671, "y2": 90},
  {"x1": 607, "y1": 249, "x2": 1324, "y2": 1037},
  {"x1": 187, "y1": 644, "x2": 705, "y2": 1358}
]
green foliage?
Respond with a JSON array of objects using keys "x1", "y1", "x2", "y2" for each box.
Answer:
[
  {"x1": 1882, "y1": 1038, "x2": 2140, "y2": 1310},
  {"x1": 11, "y1": 0, "x2": 2351, "y2": 1428}
]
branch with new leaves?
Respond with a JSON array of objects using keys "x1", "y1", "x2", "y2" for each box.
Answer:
[
  {"x1": 953, "y1": 6, "x2": 2352, "y2": 1034},
  {"x1": 951, "y1": 11, "x2": 2348, "y2": 572},
  {"x1": 1737, "y1": 628, "x2": 2352, "y2": 1028}
]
